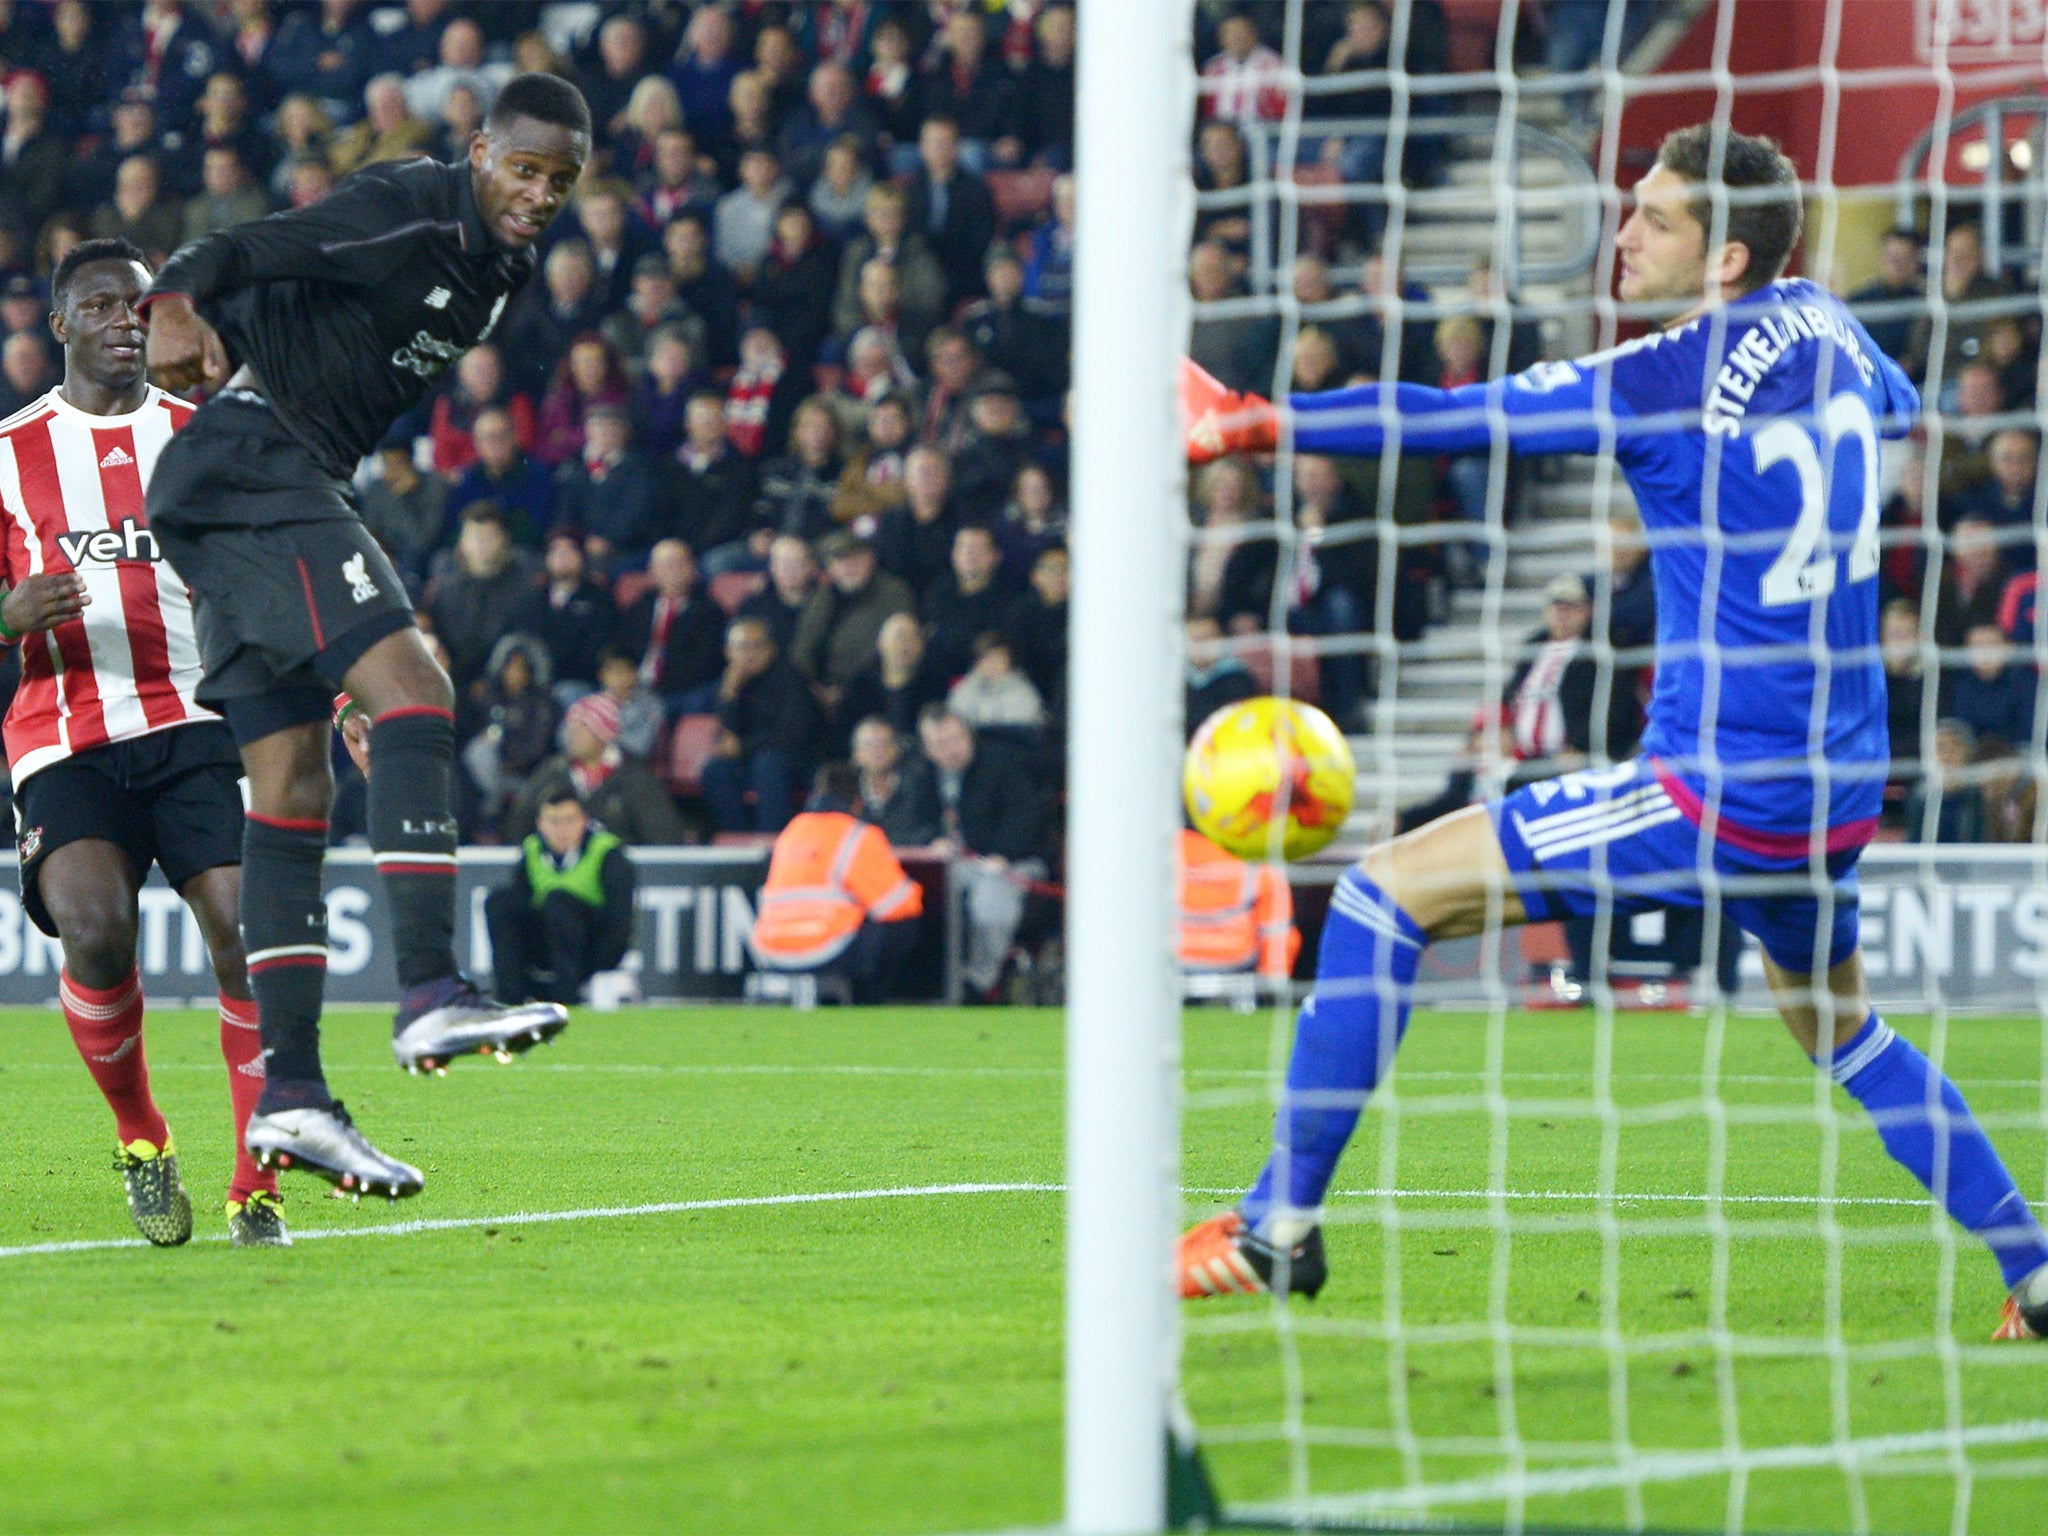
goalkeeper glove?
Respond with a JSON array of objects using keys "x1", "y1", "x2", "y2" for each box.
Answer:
[{"x1": 1182, "y1": 357, "x2": 1279, "y2": 464}]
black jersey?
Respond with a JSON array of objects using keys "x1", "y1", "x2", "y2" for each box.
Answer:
[{"x1": 146, "y1": 157, "x2": 535, "y2": 490}]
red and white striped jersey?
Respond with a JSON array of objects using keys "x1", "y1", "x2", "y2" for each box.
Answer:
[{"x1": 0, "y1": 385, "x2": 213, "y2": 785}]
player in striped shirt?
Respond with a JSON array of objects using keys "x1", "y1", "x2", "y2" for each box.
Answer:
[
  {"x1": 0, "y1": 239, "x2": 286, "y2": 1248},
  {"x1": 1177, "y1": 127, "x2": 2048, "y2": 1341}
]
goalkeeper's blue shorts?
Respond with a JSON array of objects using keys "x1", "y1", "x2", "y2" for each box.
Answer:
[{"x1": 1489, "y1": 757, "x2": 1864, "y2": 975}]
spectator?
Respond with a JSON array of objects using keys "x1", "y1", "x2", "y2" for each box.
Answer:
[
  {"x1": 1007, "y1": 542, "x2": 1069, "y2": 720},
  {"x1": 459, "y1": 635, "x2": 558, "y2": 838},
  {"x1": 924, "y1": 523, "x2": 1012, "y2": 681},
  {"x1": 1201, "y1": 10, "x2": 1289, "y2": 125},
  {"x1": 919, "y1": 326, "x2": 984, "y2": 451},
  {"x1": 1977, "y1": 738, "x2": 2039, "y2": 843},
  {"x1": 1022, "y1": 171, "x2": 1076, "y2": 315},
  {"x1": 1188, "y1": 239, "x2": 1279, "y2": 396},
  {"x1": 516, "y1": 530, "x2": 616, "y2": 697},
  {"x1": 637, "y1": 126, "x2": 719, "y2": 227},
  {"x1": 749, "y1": 762, "x2": 923, "y2": 1003},
  {"x1": 704, "y1": 617, "x2": 823, "y2": 833},
  {"x1": 596, "y1": 649, "x2": 664, "y2": 761},
  {"x1": 167, "y1": 72, "x2": 274, "y2": 198},
  {"x1": 1603, "y1": 510, "x2": 1657, "y2": 652},
  {"x1": 89, "y1": 155, "x2": 180, "y2": 266},
  {"x1": 853, "y1": 717, "x2": 942, "y2": 846},
  {"x1": 755, "y1": 397, "x2": 846, "y2": 546},
  {"x1": 1313, "y1": 2, "x2": 1393, "y2": 243},
  {"x1": 0, "y1": 71, "x2": 66, "y2": 237},
  {"x1": 916, "y1": 706, "x2": 1044, "y2": 999},
  {"x1": 947, "y1": 632, "x2": 1045, "y2": 731},
  {"x1": 404, "y1": 15, "x2": 509, "y2": 128},
  {"x1": 917, "y1": 11, "x2": 1020, "y2": 171},
  {"x1": 1982, "y1": 314, "x2": 2039, "y2": 411},
  {"x1": 662, "y1": 211, "x2": 741, "y2": 368},
  {"x1": 427, "y1": 503, "x2": 539, "y2": 696},
  {"x1": 1435, "y1": 314, "x2": 1493, "y2": 585},
  {"x1": 1000, "y1": 461, "x2": 1068, "y2": 558},
  {"x1": 1397, "y1": 711, "x2": 1499, "y2": 833},
  {"x1": 1290, "y1": 326, "x2": 1345, "y2": 394},
  {"x1": 44, "y1": 2, "x2": 108, "y2": 140},
  {"x1": 863, "y1": 16, "x2": 922, "y2": 151},
  {"x1": 714, "y1": 146, "x2": 791, "y2": 283},
  {"x1": 716, "y1": 70, "x2": 780, "y2": 181},
  {"x1": 1947, "y1": 622, "x2": 2036, "y2": 747},
  {"x1": 751, "y1": 24, "x2": 809, "y2": 124},
  {"x1": 503, "y1": 239, "x2": 609, "y2": 398},
  {"x1": 725, "y1": 323, "x2": 800, "y2": 458},
  {"x1": 1936, "y1": 361, "x2": 2006, "y2": 502},
  {"x1": 286, "y1": 155, "x2": 336, "y2": 210},
  {"x1": 0, "y1": 276, "x2": 39, "y2": 338},
  {"x1": 792, "y1": 529, "x2": 916, "y2": 705},
  {"x1": 1905, "y1": 718, "x2": 1987, "y2": 843},
  {"x1": 809, "y1": 132, "x2": 876, "y2": 241},
  {"x1": 378, "y1": 0, "x2": 455, "y2": 80},
  {"x1": 571, "y1": 179, "x2": 646, "y2": 314},
  {"x1": 833, "y1": 382, "x2": 916, "y2": 524},
  {"x1": 1468, "y1": 253, "x2": 1544, "y2": 377},
  {"x1": 752, "y1": 203, "x2": 837, "y2": 368},
  {"x1": 328, "y1": 73, "x2": 435, "y2": 175},
  {"x1": 1951, "y1": 428, "x2": 2040, "y2": 562},
  {"x1": 0, "y1": 331, "x2": 55, "y2": 416},
  {"x1": 670, "y1": 3, "x2": 742, "y2": 141},
  {"x1": 359, "y1": 443, "x2": 446, "y2": 581},
  {"x1": 838, "y1": 610, "x2": 947, "y2": 745},
  {"x1": 1186, "y1": 615, "x2": 1258, "y2": 738},
  {"x1": 1018, "y1": 3, "x2": 1077, "y2": 168},
  {"x1": 1905, "y1": 222, "x2": 2014, "y2": 406},
  {"x1": 908, "y1": 116, "x2": 996, "y2": 307},
  {"x1": 1849, "y1": 229, "x2": 1925, "y2": 366},
  {"x1": 779, "y1": 61, "x2": 876, "y2": 188},
  {"x1": 1883, "y1": 597, "x2": 1937, "y2": 794},
  {"x1": 1192, "y1": 120, "x2": 1254, "y2": 267},
  {"x1": 1501, "y1": 573, "x2": 1643, "y2": 771},
  {"x1": 536, "y1": 334, "x2": 630, "y2": 468},
  {"x1": 737, "y1": 533, "x2": 818, "y2": 653},
  {"x1": 963, "y1": 247, "x2": 1069, "y2": 407},
  {"x1": 831, "y1": 181, "x2": 947, "y2": 353},
  {"x1": 269, "y1": 0, "x2": 380, "y2": 124},
  {"x1": 834, "y1": 326, "x2": 921, "y2": 425},
  {"x1": 1934, "y1": 516, "x2": 2011, "y2": 647},
  {"x1": 266, "y1": 94, "x2": 334, "y2": 202},
  {"x1": 180, "y1": 146, "x2": 270, "y2": 243},
  {"x1": 512, "y1": 692, "x2": 688, "y2": 847},
  {"x1": 66, "y1": 91, "x2": 158, "y2": 219},
  {"x1": 582, "y1": 13, "x2": 653, "y2": 147},
  {"x1": 951, "y1": 375, "x2": 1034, "y2": 523},
  {"x1": 631, "y1": 325, "x2": 704, "y2": 460},
  {"x1": 430, "y1": 343, "x2": 535, "y2": 478},
  {"x1": 1543, "y1": 0, "x2": 1666, "y2": 134},
  {"x1": 109, "y1": 0, "x2": 217, "y2": 134},
  {"x1": 485, "y1": 786, "x2": 637, "y2": 1006},
  {"x1": 673, "y1": 391, "x2": 764, "y2": 572},
  {"x1": 619, "y1": 537, "x2": 728, "y2": 715},
  {"x1": 450, "y1": 405, "x2": 554, "y2": 549},
  {"x1": 554, "y1": 403, "x2": 662, "y2": 571},
  {"x1": 1879, "y1": 437, "x2": 1931, "y2": 606},
  {"x1": 1188, "y1": 456, "x2": 1263, "y2": 621}
]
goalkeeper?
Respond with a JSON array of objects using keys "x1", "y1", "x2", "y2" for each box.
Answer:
[{"x1": 1177, "y1": 124, "x2": 2048, "y2": 1343}]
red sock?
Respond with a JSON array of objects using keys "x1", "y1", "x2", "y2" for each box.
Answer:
[
  {"x1": 218, "y1": 994, "x2": 276, "y2": 1201},
  {"x1": 61, "y1": 969, "x2": 167, "y2": 1149}
]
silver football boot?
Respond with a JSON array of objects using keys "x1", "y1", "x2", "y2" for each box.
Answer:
[
  {"x1": 244, "y1": 1101, "x2": 423, "y2": 1200},
  {"x1": 391, "y1": 976, "x2": 569, "y2": 1074}
]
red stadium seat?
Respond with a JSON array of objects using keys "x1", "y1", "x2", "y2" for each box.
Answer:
[
  {"x1": 664, "y1": 713, "x2": 723, "y2": 795},
  {"x1": 613, "y1": 570, "x2": 655, "y2": 611},
  {"x1": 709, "y1": 569, "x2": 765, "y2": 615}
]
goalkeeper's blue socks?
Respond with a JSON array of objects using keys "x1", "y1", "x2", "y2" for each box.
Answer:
[
  {"x1": 1819, "y1": 1013, "x2": 2048, "y2": 1290},
  {"x1": 1243, "y1": 870, "x2": 1426, "y2": 1237}
]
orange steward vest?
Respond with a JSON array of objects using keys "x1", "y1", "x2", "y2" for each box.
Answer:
[
  {"x1": 751, "y1": 811, "x2": 924, "y2": 967},
  {"x1": 1176, "y1": 828, "x2": 1299, "y2": 978}
]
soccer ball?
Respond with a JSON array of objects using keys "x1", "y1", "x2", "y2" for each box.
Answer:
[{"x1": 1184, "y1": 696, "x2": 1357, "y2": 861}]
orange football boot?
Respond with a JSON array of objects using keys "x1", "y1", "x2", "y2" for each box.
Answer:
[{"x1": 1182, "y1": 358, "x2": 1280, "y2": 463}]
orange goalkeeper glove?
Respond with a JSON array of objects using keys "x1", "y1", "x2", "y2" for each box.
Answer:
[{"x1": 1182, "y1": 357, "x2": 1279, "y2": 463}]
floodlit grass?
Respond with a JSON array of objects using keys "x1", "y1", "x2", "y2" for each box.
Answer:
[{"x1": 0, "y1": 1004, "x2": 2042, "y2": 1533}]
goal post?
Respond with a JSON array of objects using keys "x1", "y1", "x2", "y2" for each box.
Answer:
[{"x1": 1065, "y1": 0, "x2": 1194, "y2": 1531}]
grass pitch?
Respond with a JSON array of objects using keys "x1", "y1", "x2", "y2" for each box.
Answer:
[{"x1": 0, "y1": 1003, "x2": 2042, "y2": 1534}]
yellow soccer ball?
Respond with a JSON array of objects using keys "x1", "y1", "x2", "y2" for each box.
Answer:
[{"x1": 1184, "y1": 696, "x2": 1357, "y2": 861}]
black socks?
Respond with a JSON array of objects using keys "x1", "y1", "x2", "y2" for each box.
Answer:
[
  {"x1": 242, "y1": 813, "x2": 331, "y2": 1110},
  {"x1": 369, "y1": 707, "x2": 460, "y2": 989}
]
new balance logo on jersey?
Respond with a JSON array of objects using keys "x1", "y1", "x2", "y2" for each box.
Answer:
[
  {"x1": 98, "y1": 445, "x2": 134, "y2": 469},
  {"x1": 343, "y1": 552, "x2": 379, "y2": 603},
  {"x1": 56, "y1": 518, "x2": 160, "y2": 566},
  {"x1": 424, "y1": 286, "x2": 451, "y2": 309}
]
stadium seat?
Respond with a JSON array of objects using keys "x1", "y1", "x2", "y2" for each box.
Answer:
[
  {"x1": 613, "y1": 569, "x2": 655, "y2": 611},
  {"x1": 664, "y1": 713, "x2": 723, "y2": 795},
  {"x1": 709, "y1": 569, "x2": 765, "y2": 615}
]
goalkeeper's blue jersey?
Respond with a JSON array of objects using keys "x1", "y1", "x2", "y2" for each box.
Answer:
[{"x1": 1289, "y1": 278, "x2": 1921, "y2": 850}]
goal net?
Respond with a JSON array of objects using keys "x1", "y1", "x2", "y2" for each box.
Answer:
[{"x1": 1164, "y1": 0, "x2": 2048, "y2": 1529}]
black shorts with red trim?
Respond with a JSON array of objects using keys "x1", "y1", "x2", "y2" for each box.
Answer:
[{"x1": 16, "y1": 719, "x2": 244, "y2": 937}]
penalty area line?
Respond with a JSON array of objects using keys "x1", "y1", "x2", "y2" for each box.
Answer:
[{"x1": 0, "y1": 1181, "x2": 1060, "y2": 1261}]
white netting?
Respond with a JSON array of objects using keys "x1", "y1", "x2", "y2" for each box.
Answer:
[{"x1": 1178, "y1": 1, "x2": 2048, "y2": 1528}]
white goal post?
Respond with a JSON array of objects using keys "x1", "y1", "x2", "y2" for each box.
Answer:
[{"x1": 1065, "y1": 0, "x2": 1193, "y2": 1531}]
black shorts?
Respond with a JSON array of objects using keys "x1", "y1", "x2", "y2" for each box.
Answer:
[
  {"x1": 147, "y1": 395, "x2": 414, "y2": 723},
  {"x1": 16, "y1": 721, "x2": 245, "y2": 937}
]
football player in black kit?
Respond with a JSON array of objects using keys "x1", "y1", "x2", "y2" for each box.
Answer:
[{"x1": 139, "y1": 75, "x2": 592, "y2": 1199}]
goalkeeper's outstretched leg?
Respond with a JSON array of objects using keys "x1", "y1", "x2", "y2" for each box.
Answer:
[{"x1": 1177, "y1": 766, "x2": 2048, "y2": 1341}]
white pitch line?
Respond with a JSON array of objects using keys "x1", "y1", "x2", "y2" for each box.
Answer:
[
  {"x1": 1251, "y1": 1419, "x2": 2048, "y2": 1518},
  {"x1": 0, "y1": 1181, "x2": 1060, "y2": 1261}
]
